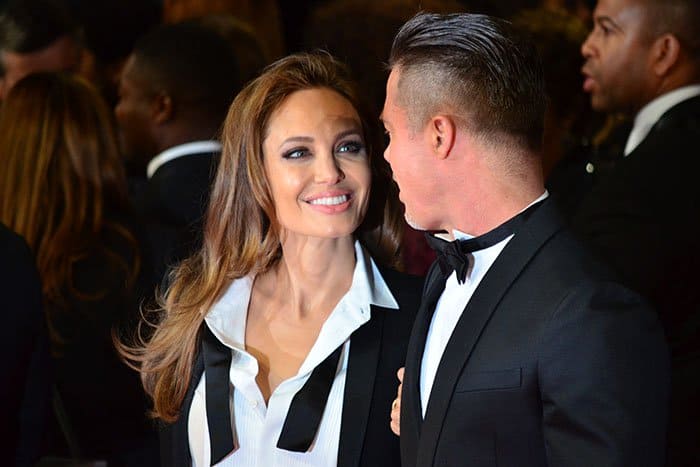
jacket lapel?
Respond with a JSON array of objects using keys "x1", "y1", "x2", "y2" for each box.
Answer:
[
  {"x1": 401, "y1": 262, "x2": 447, "y2": 453},
  {"x1": 161, "y1": 346, "x2": 205, "y2": 467},
  {"x1": 337, "y1": 305, "x2": 385, "y2": 467},
  {"x1": 416, "y1": 200, "x2": 563, "y2": 466}
]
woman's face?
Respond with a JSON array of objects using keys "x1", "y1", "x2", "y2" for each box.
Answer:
[{"x1": 262, "y1": 87, "x2": 371, "y2": 241}]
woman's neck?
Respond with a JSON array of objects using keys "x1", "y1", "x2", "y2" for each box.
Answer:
[{"x1": 260, "y1": 235, "x2": 357, "y2": 320}]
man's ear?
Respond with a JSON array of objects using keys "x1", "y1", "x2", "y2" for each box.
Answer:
[
  {"x1": 151, "y1": 91, "x2": 174, "y2": 124},
  {"x1": 427, "y1": 114, "x2": 456, "y2": 160},
  {"x1": 650, "y1": 33, "x2": 681, "y2": 77}
]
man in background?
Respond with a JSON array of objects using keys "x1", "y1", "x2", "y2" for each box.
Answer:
[
  {"x1": 576, "y1": 1, "x2": 700, "y2": 463},
  {"x1": 115, "y1": 22, "x2": 243, "y2": 287}
]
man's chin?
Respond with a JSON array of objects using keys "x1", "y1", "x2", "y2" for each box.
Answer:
[{"x1": 405, "y1": 214, "x2": 427, "y2": 231}]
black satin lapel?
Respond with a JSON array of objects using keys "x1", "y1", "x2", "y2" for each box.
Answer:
[
  {"x1": 337, "y1": 306, "x2": 384, "y2": 467},
  {"x1": 415, "y1": 200, "x2": 563, "y2": 467},
  {"x1": 277, "y1": 345, "x2": 343, "y2": 452},
  {"x1": 202, "y1": 326, "x2": 235, "y2": 465},
  {"x1": 162, "y1": 348, "x2": 205, "y2": 467},
  {"x1": 402, "y1": 262, "x2": 447, "y2": 443}
]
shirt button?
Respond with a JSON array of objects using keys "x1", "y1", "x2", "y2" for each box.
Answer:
[{"x1": 251, "y1": 400, "x2": 258, "y2": 408}]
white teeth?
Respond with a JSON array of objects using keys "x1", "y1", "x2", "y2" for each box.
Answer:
[{"x1": 309, "y1": 195, "x2": 349, "y2": 206}]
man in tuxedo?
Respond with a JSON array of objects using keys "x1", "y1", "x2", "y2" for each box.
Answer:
[
  {"x1": 115, "y1": 22, "x2": 242, "y2": 286},
  {"x1": 574, "y1": 1, "x2": 700, "y2": 464},
  {"x1": 382, "y1": 13, "x2": 669, "y2": 467}
]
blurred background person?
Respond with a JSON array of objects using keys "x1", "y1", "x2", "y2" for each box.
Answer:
[
  {"x1": 115, "y1": 22, "x2": 245, "y2": 290},
  {"x1": 574, "y1": 0, "x2": 700, "y2": 464},
  {"x1": 0, "y1": 72, "x2": 157, "y2": 466},
  {"x1": 190, "y1": 14, "x2": 270, "y2": 86},
  {"x1": 161, "y1": 0, "x2": 284, "y2": 60},
  {"x1": 65, "y1": 0, "x2": 162, "y2": 107},
  {"x1": 0, "y1": 0, "x2": 85, "y2": 99}
]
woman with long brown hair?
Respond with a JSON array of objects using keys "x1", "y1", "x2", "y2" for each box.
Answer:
[
  {"x1": 0, "y1": 72, "x2": 156, "y2": 463},
  {"x1": 121, "y1": 52, "x2": 421, "y2": 466}
]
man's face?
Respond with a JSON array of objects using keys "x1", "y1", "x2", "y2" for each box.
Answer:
[
  {"x1": 114, "y1": 56, "x2": 157, "y2": 167},
  {"x1": 0, "y1": 35, "x2": 82, "y2": 99},
  {"x1": 381, "y1": 68, "x2": 441, "y2": 231},
  {"x1": 581, "y1": 0, "x2": 656, "y2": 114}
]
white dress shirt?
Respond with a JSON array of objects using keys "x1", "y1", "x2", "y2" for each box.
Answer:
[
  {"x1": 420, "y1": 192, "x2": 549, "y2": 416},
  {"x1": 188, "y1": 241, "x2": 398, "y2": 466},
  {"x1": 147, "y1": 140, "x2": 222, "y2": 179},
  {"x1": 624, "y1": 84, "x2": 700, "y2": 156}
]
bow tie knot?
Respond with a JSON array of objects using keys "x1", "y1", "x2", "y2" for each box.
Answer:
[
  {"x1": 425, "y1": 235, "x2": 473, "y2": 284},
  {"x1": 429, "y1": 237, "x2": 472, "y2": 284},
  {"x1": 424, "y1": 199, "x2": 546, "y2": 285}
]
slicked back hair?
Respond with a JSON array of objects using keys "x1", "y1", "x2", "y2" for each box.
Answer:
[{"x1": 389, "y1": 13, "x2": 546, "y2": 151}]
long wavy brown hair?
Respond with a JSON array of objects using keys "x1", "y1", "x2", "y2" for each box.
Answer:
[
  {"x1": 120, "y1": 51, "x2": 404, "y2": 422},
  {"x1": 0, "y1": 72, "x2": 138, "y2": 348}
]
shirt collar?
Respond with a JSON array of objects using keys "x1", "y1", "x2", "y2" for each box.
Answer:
[
  {"x1": 147, "y1": 140, "x2": 222, "y2": 179},
  {"x1": 441, "y1": 191, "x2": 548, "y2": 284},
  {"x1": 625, "y1": 84, "x2": 700, "y2": 156},
  {"x1": 204, "y1": 240, "x2": 398, "y2": 364}
]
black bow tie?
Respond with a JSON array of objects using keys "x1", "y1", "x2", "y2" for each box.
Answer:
[
  {"x1": 424, "y1": 200, "x2": 544, "y2": 284},
  {"x1": 202, "y1": 325, "x2": 342, "y2": 464}
]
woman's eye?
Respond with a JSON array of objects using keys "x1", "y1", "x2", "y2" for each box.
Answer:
[
  {"x1": 282, "y1": 148, "x2": 309, "y2": 159},
  {"x1": 337, "y1": 141, "x2": 365, "y2": 154}
]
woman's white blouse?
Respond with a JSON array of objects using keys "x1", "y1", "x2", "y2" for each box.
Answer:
[{"x1": 188, "y1": 241, "x2": 398, "y2": 466}]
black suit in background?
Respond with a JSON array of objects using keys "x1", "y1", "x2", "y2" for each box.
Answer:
[
  {"x1": 0, "y1": 224, "x2": 49, "y2": 466},
  {"x1": 160, "y1": 267, "x2": 422, "y2": 467},
  {"x1": 130, "y1": 150, "x2": 220, "y2": 290},
  {"x1": 401, "y1": 199, "x2": 669, "y2": 467},
  {"x1": 572, "y1": 95, "x2": 700, "y2": 466}
]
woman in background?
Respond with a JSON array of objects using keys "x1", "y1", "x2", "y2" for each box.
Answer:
[
  {"x1": 121, "y1": 52, "x2": 421, "y2": 466},
  {"x1": 0, "y1": 72, "x2": 157, "y2": 465}
]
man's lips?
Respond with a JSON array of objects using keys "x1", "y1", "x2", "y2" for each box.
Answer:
[{"x1": 581, "y1": 66, "x2": 596, "y2": 93}]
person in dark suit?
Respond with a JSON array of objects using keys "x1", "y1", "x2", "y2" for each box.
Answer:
[
  {"x1": 381, "y1": 13, "x2": 670, "y2": 467},
  {"x1": 118, "y1": 52, "x2": 421, "y2": 467},
  {"x1": 115, "y1": 22, "x2": 244, "y2": 287},
  {"x1": 0, "y1": 223, "x2": 49, "y2": 467},
  {"x1": 576, "y1": 1, "x2": 700, "y2": 464}
]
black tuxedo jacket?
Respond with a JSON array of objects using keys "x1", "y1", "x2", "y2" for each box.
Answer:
[
  {"x1": 160, "y1": 267, "x2": 422, "y2": 467},
  {"x1": 572, "y1": 95, "x2": 700, "y2": 464},
  {"x1": 131, "y1": 150, "x2": 219, "y2": 288},
  {"x1": 401, "y1": 199, "x2": 669, "y2": 467},
  {"x1": 0, "y1": 224, "x2": 49, "y2": 466}
]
